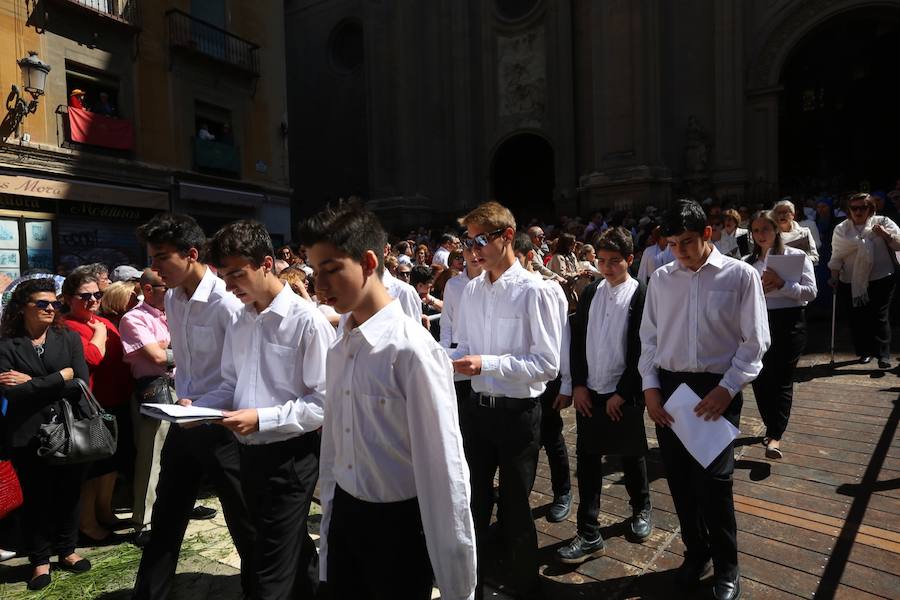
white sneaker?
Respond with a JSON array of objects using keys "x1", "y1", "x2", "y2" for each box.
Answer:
[{"x1": 0, "y1": 548, "x2": 16, "y2": 561}]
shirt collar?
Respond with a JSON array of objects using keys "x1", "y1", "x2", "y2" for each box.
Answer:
[
  {"x1": 476, "y1": 259, "x2": 524, "y2": 288},
  {"x1": 675, "y1": 244, "x2": 726, "y2": 272},
  {"x1": 255, "y1": 282, "x2": 293, "y2": 319},
  {"x1": 177, "y1": 266, "x2": 218, "y2": 304},
  {"x1": 136, "y1": 300, "x2": 165, "y2": 318},
  {"x1": 340, "y1": 298, "x2": 403, "y2": 346}
]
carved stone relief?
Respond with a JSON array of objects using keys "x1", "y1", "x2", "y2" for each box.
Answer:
[{"x1": 497, "y1": 27, "x2": 546, "y2": 118}]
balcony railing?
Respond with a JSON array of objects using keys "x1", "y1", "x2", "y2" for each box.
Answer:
[
  {"x1": 193, "y1": 137, "x2": 241, "y2": 177},
  {"x1": 48, "y1": 0, "x2": 140, "y2": 28},
  {"x1": 166, "y1": 9, "x2": 260, "y2": 77}
]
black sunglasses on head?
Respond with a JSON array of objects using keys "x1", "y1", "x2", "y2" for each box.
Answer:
[
  {"x1": 77, "y1": 291, "x2": 104, "y2": 302},
  {"x1": 31, "y1": 300, "x2": 63, "y2": 311},
  {"x1": 462, "y1": 228, "x2": 506, "y2": 250}
]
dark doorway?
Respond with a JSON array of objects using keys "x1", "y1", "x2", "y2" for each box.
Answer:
[
  {"x1": 779, "y1": 8, "x2": 900, "y2": 197},
  {"x1": 491, "y1": 133, "x2": 555, "y2": 222}
]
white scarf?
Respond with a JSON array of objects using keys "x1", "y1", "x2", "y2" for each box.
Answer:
[{"x1": 830, "y1": 217, "x2": 877, "y2": 306}]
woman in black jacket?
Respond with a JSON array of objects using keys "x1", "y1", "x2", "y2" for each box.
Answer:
[{"x1": 0, "y1": 278, "x2": 92, "y2": 590}]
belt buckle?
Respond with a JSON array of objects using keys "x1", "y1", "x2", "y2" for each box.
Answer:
[{"x1": 478, "y1": 394, "x2": 496, "y2": 409}]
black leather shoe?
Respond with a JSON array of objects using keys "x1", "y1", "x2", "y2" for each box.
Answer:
[
  {"x1": 557, "y1": 534, "x2": 605, "y2": 563},
  {"x1": 27, "y1": 573, "x2": 51, "y2": 591},
  {"x1": 878, "y1": 359, "x2": 891, "y2": 369},
  {"x1": 190, "y1": 505, "x2": 217, "y2": 520},
  {"x1": 547, "y1": 493, "x2": 572, "y2": 523},
  {"x1": 133, "y1": 529, "x2": 151, "y2": 548},
  {"x1": 58, "y1": 557, "x2": 92, "y2": 573},
  {"x1": 713, "y1": 571, "x2": 742, "y2": 600},
  {"x1": 860, "y1": 356, "x2": 873, "y2": 364},
  {"x1": 674, "y1": 556, "x2": 712, "y2": 586},
  {"x1": 628, "y1": 507, "x2": 653, "y2": 542}
]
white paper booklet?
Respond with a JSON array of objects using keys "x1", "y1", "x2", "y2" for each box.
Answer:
[
  {"x1": 665, "y1": 383, "x2": 740, "y2": 468},
  {"x1": 140, "y1": 403, "x2": 225, "y2": 424}
]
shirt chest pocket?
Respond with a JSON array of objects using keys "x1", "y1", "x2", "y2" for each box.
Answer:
[
  {"x1": 260, "y1": 342, "x2": 296, "y2": 385},
  {"x1": 493, "y1": 316, "x2": 525, "y2": 350},
  {"x1": 356, "y1": 393, "x2": 406, "y2": 448},
  {"x1": 706, "y1": 290, "x2": 737, "y2": 320}
]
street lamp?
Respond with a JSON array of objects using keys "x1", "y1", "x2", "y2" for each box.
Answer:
[{"x1": 6, "y1": 51, "x2": 51, "y2": 123}]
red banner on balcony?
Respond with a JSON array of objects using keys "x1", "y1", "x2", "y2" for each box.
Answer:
[{"x1": 67, "y1": 106, "x2": 134, "y2": 150}]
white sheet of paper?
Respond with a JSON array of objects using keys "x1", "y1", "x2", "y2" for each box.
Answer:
[
  {"x1": 764, "y1": 253, "x2": 805, "y2": 283},
  {"x1": 665, "y1": 383, "x2": 740, "y2": 468},
  {"x1": 140, "y1": 403, "x2": 225, "y2": 423}
]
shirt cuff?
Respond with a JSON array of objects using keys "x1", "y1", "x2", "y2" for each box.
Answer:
[
  {"x1": 559, "y1": 378, "x2": 572, "y2": 396},
  {"x1": 718, "y1": 379, "x2": 740, "y2": 398},
  {"x1": 641, "y1": 371, "x2": 661, "y2": 391},
  {"x1": 256, "y1": 406, "x2": 280, "y2": 432},
  {"x1": 480, "y1": 355, "x2": 500, "y2": 374}
]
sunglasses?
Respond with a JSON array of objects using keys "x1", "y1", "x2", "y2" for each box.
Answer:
[
  {"x1": 849, "y1": 205, "x2": 869, "y2": 213},
  {"x1": 31, "y1": 300, "x2": 63, "y2": 311},
  {"x1": 76, "y1": 291, "x2": 104, "y2": 302},
  {"x1": 462, "y1": 228, "x2": 506, "y2": 250}
]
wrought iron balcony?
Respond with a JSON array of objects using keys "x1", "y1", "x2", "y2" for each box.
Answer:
[
  {"x1": 166, "y1": 9, "x2": 260, "y2": 77},
  {"x1": 193, "y1": 137, "x2": 242, "y2": 177},
  {"x1": 46, "y1": 0, "x2": 140, "y2": 28}
]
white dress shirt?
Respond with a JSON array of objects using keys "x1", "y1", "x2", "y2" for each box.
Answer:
[
  {"x1": 639, "y1": 245, "x2": 771, "y2": 397},
  {"x1": 750, "y1": 246, "x2": 818, "y2": 310},
  {"x1": 319, "y1": 300, "x2": 476, "y2": 600},
  {"x1": 202, "y1": 283, "x2": 335, "y2": 445},
  {"x1": 432, "y1": 246, "x2": 450, "y2": 268},
  {"x1": 382, "y1": 270, "x2": 423, "y2": 321},
  {"x1": 451, "y1": 261, "x2": 562, "y2": 399},
  {"x1": 439, "y1": 270, "x2": 471, "y2": 350},
  {"x1": 532, "y1": 272, "x2": 572, "y2": 396},
  {"x1": 636, "y1": 244, "x2": 664, "y2": 284},
  {"x1": 585, "y1": 277, "x2": 639, "y2": 394},
  {"x1": 165, "y1": 267, "x2": 243, "y2": 404}
]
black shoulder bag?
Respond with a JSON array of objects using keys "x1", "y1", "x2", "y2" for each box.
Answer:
[{"x1": 36, "y1": 379, "x2": 118, "y2": 465}]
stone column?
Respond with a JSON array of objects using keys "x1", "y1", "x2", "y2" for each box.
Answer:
[
  {"x1": 712, "y1": 0, "x2": 745, "y2": 202},
  {"x1": 745, "y1": 87, "x2": 782, "y2": 206}
]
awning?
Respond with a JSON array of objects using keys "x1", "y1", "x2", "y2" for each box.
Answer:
[
  {"x1": 178, "y1": 182, "x2": 264, "y2": 207},
  {"x1": 0, "y1": 174, "x2": 168, "y2": 210}
]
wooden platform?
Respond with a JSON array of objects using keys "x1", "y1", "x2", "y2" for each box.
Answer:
[{"x1": 519, "y1": 352, "x2": 900, "y2": 600}]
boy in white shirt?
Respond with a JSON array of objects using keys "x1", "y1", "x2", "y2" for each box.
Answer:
[
  {"x1": 301, "y1": 207, "x2": 476, "y2": 600},
  {"x1": 451, "y1": 202, "x2": 562, "y2": 600},
  {"x1": 202, "y1": 220, "x2": 336, "y2": 599}
]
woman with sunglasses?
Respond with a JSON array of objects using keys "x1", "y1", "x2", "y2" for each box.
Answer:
[
  {"x1": 0, "y1": 278, "x2": 92, "y2": 590},
  {"x1": 61, "y1": 268, "x2": 134, "y2": 543},
  {"x1": 829, "y1": 193, "x2": 900, "y2": 369}
]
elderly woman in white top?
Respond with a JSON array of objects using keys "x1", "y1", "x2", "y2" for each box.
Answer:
[
  {"x1": 829, "y1": 193, "x2": 900, "y2": 369},
  {"x1": 772, "y1": 199, "x2": 820, "y2": 266},
  {"x1": 746, "y1": 211, "x2": 817, "y2": 459}
]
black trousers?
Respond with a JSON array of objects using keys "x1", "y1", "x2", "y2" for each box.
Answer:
[
  {"x1": 10, "y1": 445, "x2": 86, "y2": 566},
  {"x1": 459, "y1": 392, "x2": 541, "y2": 598},
  {"x1": 752, "y1": 307, "x2": 806, "y2": 441},
  {"x1": 657, "y1": 370, "x2": 740, "y2": 579},
  {"x1": 539, "y1": 376, "x2": 571, "y2": 497},
  {"x1": 133, "y1": 425, "x2": 256, "y2": 600},
  {"x1": 839, "y1": 276, "x2": 894, "y2": 360},
  {"x1": 239, "y1": 433, "x2": 319, "y2": 600},
  {"x1": 575, "y1": 392, "x2": 650, "y2": 541},
  {"x1": 326, "y1": 486, "x2": 432, "y2": 600}
]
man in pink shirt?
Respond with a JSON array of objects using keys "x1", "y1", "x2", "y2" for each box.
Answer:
[{"x1": 119, "y1": 269, "x2": 175, "y2": 544}]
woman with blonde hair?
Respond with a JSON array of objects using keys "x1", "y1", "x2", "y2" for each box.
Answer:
[{"x1": 99, "y1": 281, "x2": 138, "y2": 328}]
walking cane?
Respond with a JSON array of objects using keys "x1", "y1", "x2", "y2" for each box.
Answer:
[{"x1": 830, "y1": 287, "x2": 837, "y2": 368}]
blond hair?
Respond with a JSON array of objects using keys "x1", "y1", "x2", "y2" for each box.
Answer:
[
  {"x1": 458, "y1": 201, "x2": 516, "y2": 231},
  {"x1": 100, "y1": 281, "x2": 135, "y2": 317},
  {"x1": 278, "y1": 268, "x2": 307, "y2": 296}
]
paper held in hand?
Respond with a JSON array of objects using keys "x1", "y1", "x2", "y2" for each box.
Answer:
[
  {"x1": 665, "y1": 384, "x2": 740, "y2": 468},
  {"x1": 140, "y1": 403, "x2": 225, "y2": 424}
]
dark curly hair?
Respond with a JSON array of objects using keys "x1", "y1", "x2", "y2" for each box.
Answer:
[
  {"x1": 136, "y1": 213, "x2": 207, "y2": 255},
  {"x1": 0, "y1": 278, "x2": 60, "y2": 338},
  {"x1": 205, "y1": 220, "x2": 274, "y2": 269}
]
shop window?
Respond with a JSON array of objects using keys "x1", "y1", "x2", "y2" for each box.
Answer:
[
  {"x1": 193, "y1": 101, "x2": 240, "y2": 177},
  {"x1": 0, "y1": 216, "x2": 56, "y2": 294}
]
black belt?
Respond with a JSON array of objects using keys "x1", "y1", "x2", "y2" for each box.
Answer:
[{"x1": 472, "y1": 392, "x2": 536, "y2": 410}]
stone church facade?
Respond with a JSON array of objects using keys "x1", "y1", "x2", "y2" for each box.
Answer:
[{"x1": 284, "y1": 0, "x2": 900, "y2": 226}]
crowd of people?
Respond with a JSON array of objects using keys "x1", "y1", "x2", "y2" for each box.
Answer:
[{"x1": 0, "y1": 186, "x2": 897, "y2": 600}]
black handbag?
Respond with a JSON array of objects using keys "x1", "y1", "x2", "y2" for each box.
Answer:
[
  {"x1": 137, "y1": 374, "x2": 176, "y2": 406},
  {"x1": 36, "y1": 379, "x2": 118, "y2": 465}
]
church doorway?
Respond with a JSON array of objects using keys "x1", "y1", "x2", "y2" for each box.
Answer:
[
  {"x1": 779, "y1": 8, "x2": 900, "y2": 196},
  {"x1": 490, "y1": 133, "x2": 555, "y2": 222}
]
